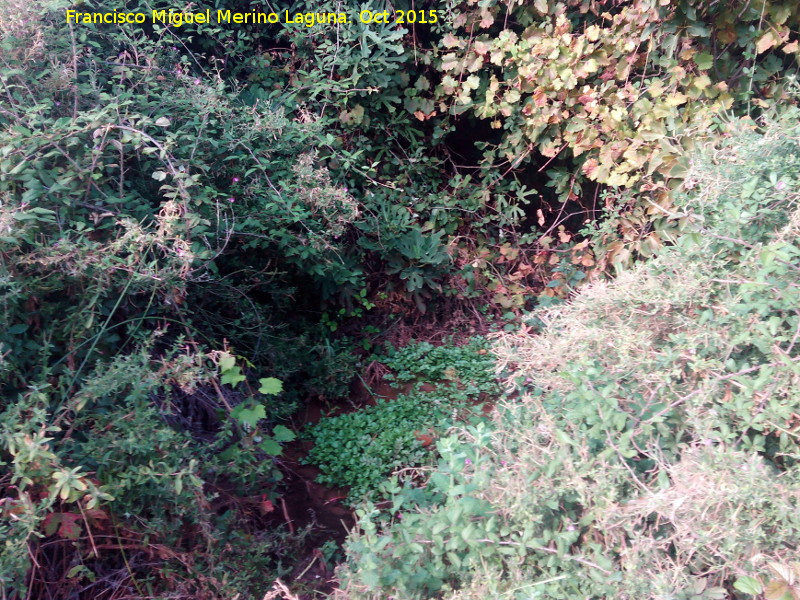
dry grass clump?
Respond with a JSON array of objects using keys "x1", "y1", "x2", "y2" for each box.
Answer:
[
  {"x1": 601, "y1": 446, "x2": 800, "y2": 585},
  {"x1": 493, "y1": 255, "x2": 715, "y2": 394}
]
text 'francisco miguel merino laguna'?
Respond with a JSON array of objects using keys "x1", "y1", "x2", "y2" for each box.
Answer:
[{"x1": 63, "y1": 9, "x2": 414, "y2": 28}]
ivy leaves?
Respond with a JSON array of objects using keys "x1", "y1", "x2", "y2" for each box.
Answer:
[
  {"x1": 258, "y1": 377, "x2": 283, "y2": 395},
  {"x1": 433, "y1": 0, "x2": 799, "y2": 210},
  {"x1": 230, "y1": 402, "x2": 266, "y2": 429}
]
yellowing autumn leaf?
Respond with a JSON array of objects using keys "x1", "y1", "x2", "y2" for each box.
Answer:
[
  {"x1": 582, "y1": 158, "x2": 600, "y2": 179},
  {"x1": 473, "y1": 40, "x2": 489, "y2": 55},
  {"x1": 441, "y1": 54, "x2": 460, "y2": 72},
  {"x1": 763, "y1": 580, "x2": 790, "y2": 600},
  {"x1": 756, "y1": 30, "x2": 780, "y2": 54},
  {"x1": 692, "y1": 74, "x2": 711, "y2": 90},
  {"x1": 442, "y1": 33, "x2": 462, "y2": 49},
  {"x1": 648, "y1": 80, "x2": 665, "y2": 98},
  {"x1": 665, "y1": 92, "x2": 688, "y2": 107},
  {"x1": 585, "y1": 25, "x2": 600, "y2": 42}
]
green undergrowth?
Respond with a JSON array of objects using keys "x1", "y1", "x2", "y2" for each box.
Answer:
[
  {"x1": 4, "y1": 0, "x2": 800, "y2": 595},
  {"x1": 304, "y1": 337, "x2": 503, "y2": 503},
  {"x1": 0, "y1": 344, "x2": 305, "y2": 598},
  {"x1": 335, "y1": 109, "x2": 800, "y2": 599},
  {"x1": 378, "y1": 337, "x2": 500, "y2": 396}
]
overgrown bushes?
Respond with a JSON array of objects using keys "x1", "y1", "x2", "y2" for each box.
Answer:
[
  {"x1": 337, "y1": 108, "x2": 800, "y2": 599},
  {"x1": 3, "y1": 0, "x2": 800, "y2": 597}
]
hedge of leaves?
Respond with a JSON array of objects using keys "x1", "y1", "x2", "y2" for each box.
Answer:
[{"x1": 3, "y1": 0, "x2": 800, "y2": 597}]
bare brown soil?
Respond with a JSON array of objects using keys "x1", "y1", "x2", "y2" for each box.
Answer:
[{"x1": 273, "y1": 377, "x2": 413, "y2": 597}]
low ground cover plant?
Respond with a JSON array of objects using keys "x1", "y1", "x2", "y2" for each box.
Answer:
[{"x1": 305, "y1": 338, "x2": 502, "y2": 502}]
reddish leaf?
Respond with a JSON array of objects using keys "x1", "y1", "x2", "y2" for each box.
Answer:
[
  {"x1": 43, "y1": 512, "x2": 83, "y2": 539},
  {"x1": 59, "y1": 513, "x2": 82, "y2": 540},
  {"x1": 260, "y1": 495, "x2": 275, "y2": 514},
  {"x1": 84, "y1": 508, "x2": 108, "y2": 523},
  {"x1": 43, "y1": 513, "x2": 61, "y2": 537}
]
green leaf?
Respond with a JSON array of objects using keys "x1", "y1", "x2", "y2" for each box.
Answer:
[
  {"x1": 66, "y1": 565, "x2": 95, "y2": 582},
  {"x1": 231, "y1": 402, "x2": 266, "y2": 428},
  {"x1": 219, "y1": 352, "x2": 236, "y2": 372},
  {"x1": 259, "y1": 438, "x2": 283, "y2": 456},
  {"x1": 694, "y1": 52, "x2": 713, "y2": 70},
  {"x1": 220, "y1": 369, "x2": 246, "y2": 387},
  {"x1": 733, "y1": 577, "x2": 763, "y2": 596},
  {"x1": 259, "y1": 377, "x2": 283, "y2": 395},
  {"x1": 272, "y1": 425, "x2": 296, "y2": 442}
]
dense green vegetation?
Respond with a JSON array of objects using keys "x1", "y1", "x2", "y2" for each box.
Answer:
[
  {"x1": 340, "y1": 110, "x2": 800, "y2": 599},
  {"x1": 305, "y1": 338, "x2": 499, "y2": 501},
  {"x1": 1, "y1": 0, "x2": 799, "y2": 598}
]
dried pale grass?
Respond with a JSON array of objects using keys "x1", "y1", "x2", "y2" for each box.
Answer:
[
  {"x1": 0, "y1": 193, "x2": 15, "y2": 239},
  {"x1": 261, "y1": 579, "x2": 300, "y2": 600},
  {"x1": 601, "y1": 445, "x2": 800, "y2": 587},
  {"x1": 493, "y1": 255, "x2": 714, "y2": 394}
]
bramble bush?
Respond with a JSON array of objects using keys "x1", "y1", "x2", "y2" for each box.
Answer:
[
  {"x1": 0, "y1": 342, "x2": 306, "y2": 598},
  {"x1": 0, "y1": 2, "x2": 327, "y2": 595}
]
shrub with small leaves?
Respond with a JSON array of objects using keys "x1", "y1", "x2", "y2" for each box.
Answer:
[{"x1": 338, "y1": 108, "x2": 800, "y2": 600}]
